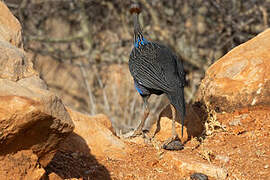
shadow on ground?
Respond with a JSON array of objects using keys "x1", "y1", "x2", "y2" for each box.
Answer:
[
  {"x1": 44, "y1": 132, "x2": 111, "y2": 180},
  {"x1": 153, "y1": 103, "x2": 207, "y2": 142}
]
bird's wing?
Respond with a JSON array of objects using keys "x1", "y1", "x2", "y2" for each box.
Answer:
[
  {"x1": 129, "y1": 43, "x2": 182, "y2": 92},
  {"x1": 173, "y1": 53, "x2": 185, "y2": 88}
]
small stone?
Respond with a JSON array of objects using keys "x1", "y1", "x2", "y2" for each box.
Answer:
[
  {"x1": 190, "y1": 172, "x2": 208, "y2": 180},
  {"x1": 264, "y1": 164, "x2": 269, "y2": 169}
]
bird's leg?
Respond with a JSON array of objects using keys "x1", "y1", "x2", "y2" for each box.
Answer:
[
  {"x1": 171, "y1": 104, "x2": 177, "y2": 138},
  {"x1": 162, "y1": 104, "x2": 184, "y2": 150},
  {"x1": 120, "y1": 96, "x2": 150, "y2": 139},
  {"x1": 132, "y1": 95, "x2": 150, "y2": 136}
]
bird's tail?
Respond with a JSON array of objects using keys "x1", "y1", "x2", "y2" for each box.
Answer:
[{"x1": 167, "y1": 87, "x2": 186, "y2": 137}]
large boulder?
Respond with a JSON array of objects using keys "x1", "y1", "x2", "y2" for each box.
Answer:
[
  {"x1": 196, "y1": 29, "x2": 270, "y2": 113},
  {"x1": 45, "y1": 109, "x2": 127, "y2": 179},
  {"x1": 60, "y1": 109, "x2": 127, "y2": 159},
  {"x1": 0, "y1": 2, "x2": 22, "y2": 48},
  {"x1": 0, "y1": 2, "x2": 74, "y2": 179},
  {"x1": 0, "y1": 40, "x2": 36, "y2": 81},
  {"x1": 0, "y1": 2, "x2": 36, "y2": 82},
  {"x1": 0, "y1": 79, "x2": 74, "y2": 166}
]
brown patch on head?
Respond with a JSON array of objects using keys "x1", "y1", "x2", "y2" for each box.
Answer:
[{"x1": 130, "y1": 3, "x2": 141, "y2": 14}]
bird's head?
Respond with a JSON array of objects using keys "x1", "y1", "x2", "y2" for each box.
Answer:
[
  {"x1": 129, "y1": 3, "x2": 141, "y2": 14},
  {"x1": 130, "y1": 2, "x2": 147, "y2": 48}
]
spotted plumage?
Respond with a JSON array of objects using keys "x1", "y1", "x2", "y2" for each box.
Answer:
[{"x1": 127, "y1": 3, "x2": 186, "y2": 149}]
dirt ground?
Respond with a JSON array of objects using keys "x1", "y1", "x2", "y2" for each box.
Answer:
[{"x1": 46, "y1": 107, "x2": 270, "y2": 180}]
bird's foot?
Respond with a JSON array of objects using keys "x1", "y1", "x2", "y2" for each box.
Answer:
[
  {"x1": 162, "y1": 135, "x2": 184, "y2": 151},
  {"x1": 142, "y1": 130, "x2": 152, "y2": 143},
  {"x1": 119, "y1": 129, "x2": 152, "y2": 144},
  {"x1": 119, "y1": 128, "x2": 143, "y2": 138}
]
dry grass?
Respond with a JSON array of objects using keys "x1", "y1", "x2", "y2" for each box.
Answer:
[
  {"x1": 204, "y1": 109, "x2": 226, "y2": 136},
  {"x1": 198, "y1": 148, "x2": 215, "y2": 162}
]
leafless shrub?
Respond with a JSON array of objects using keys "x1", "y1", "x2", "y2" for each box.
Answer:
[{"x1": 5, "y1": 0, "x2": 270, "y2": 133}]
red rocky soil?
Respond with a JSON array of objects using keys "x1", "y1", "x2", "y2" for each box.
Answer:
[{"x1": 45, "y1": 106, "x2": 270, "y2": 180}]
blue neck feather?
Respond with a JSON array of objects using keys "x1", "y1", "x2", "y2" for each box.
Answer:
[
  {"x1": 134, "y1": 36, "x2": 148, "y2": 48},
  {"x1": 133, "y1": 13, "x2": 148, "y2": 48},
  {"x1": 135, "y1": 85, "x2": 143, "y2": 95}
]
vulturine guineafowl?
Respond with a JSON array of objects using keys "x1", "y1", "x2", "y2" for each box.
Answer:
[{"x1": 127, "y1": 3, "x2": 186, "y2": 150}]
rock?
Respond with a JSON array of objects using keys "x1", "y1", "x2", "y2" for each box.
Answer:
[
  {"x1": 0, "y1": 2, "x2": 36, "y2": 81},
  {"x1": 0, "y1": 79, "x2": 74, "y2": 166},
  {"x1": 91, "y1": 114, "x2": 113, "y2": 131},
  {"x1": 0, "y1": 3, "x2": 75, "y2": 179},
  {"x1": 190, "y1": 173, "x2": 208, "y2": 180},
  {"x1": 166, "y1": 152, "x2": 228, "y2": 179},
  {"x1": 0, "y1": 41, "x2": 37, "y2": 81},
  {"x1": 151, "y1": 104, "x2": 203, "y2": 143},
  {"x1": 60, "y1": 108, "x2": 127, "y2": 159},
  {"x1": 196, "y1": 29, "x2": 270, "y2": 113},
  {"x1": 0, "y1": 2, "x2": 22, "y2": 48},
  {"x1": 18, "y1": 75, "x2": 48, "y2": 90}
]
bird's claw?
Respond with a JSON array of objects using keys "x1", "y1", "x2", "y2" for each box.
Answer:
[
  {"x1": 119, "y1": 129, "x2": 142, "y2": 139},
  {"x1": 162, "y1": 135, "x2": 184, "y2": 151}
]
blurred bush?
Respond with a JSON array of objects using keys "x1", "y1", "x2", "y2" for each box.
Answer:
[{"x1": 5, "y1": 0, "x2": 270, "y2": 132}]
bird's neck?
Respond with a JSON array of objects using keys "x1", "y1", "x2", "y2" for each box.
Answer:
[{"x1": 133, "y1": 13, "x2": 148, "y2": 48}]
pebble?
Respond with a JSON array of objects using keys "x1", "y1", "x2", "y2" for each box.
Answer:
[{"x1": 190, "y1": 172, "x2": 208, "y2": 180}]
